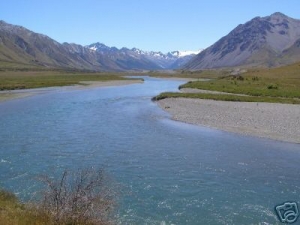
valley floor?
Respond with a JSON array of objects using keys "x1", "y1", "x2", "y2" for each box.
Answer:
[{"x1": 157, "y1": 97, "x2": 300, "y2": 144}]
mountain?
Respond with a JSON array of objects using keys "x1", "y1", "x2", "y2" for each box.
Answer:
[
  {"x1": 0, "y1": 20, "x2": 159, "y2": 71},
  {"x1": 184, "y1": 12, "x2": 300, "y2": 70},
  {"x1": 0, "y1": 20, "x2": 108, "y2": 70},
  {"x1": 87, "y1": 42, "x2": 201, "y2": 70},
  {"x1": 142, "y1": 50, "x2": 201, "y2": 69},
  {"x1": 167, "y1": 51, "x2": 201, "y2": 68},
  {"x1": 0, "y1": 20, "x2": 199, "y2": 71},
  {"x1": 86, "y1": 43, "x2": 163, "y2": 70}
]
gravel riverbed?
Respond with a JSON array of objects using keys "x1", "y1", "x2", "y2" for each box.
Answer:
[{"x1": 158, "y1": 98, "x2": 300, "y2": 143}]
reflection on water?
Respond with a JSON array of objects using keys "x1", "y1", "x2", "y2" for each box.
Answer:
[{"x1": 0, "y1": 76, "x2": 299, "y2": 224}]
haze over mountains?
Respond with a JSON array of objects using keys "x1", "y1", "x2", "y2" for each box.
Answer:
[
  {"x1": 1, "y1": 12, "x2": 300, "y2": 71},
  {"x1": 0, "y1": 20, "x2": 199, "y2": 71},
  {"x1": 185, "y1": 12, "x2": 300, "y2": 70}
]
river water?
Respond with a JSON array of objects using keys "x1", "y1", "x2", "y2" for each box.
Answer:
[{"x1": 0, "y1": 76, "x2": 300, "y2": 224}]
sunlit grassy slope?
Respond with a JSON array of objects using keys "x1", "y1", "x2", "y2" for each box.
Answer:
[{"x1": 154, "y1": 62, "x2": 300, "y2": 104}]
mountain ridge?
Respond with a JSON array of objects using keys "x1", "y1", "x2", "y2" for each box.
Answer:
[
  {"x1": 87, "y1": 42, "x2": 201, "y2": 69},
  {"x1": 0, "y1": 20, "x2": 199, "y2": 71},
  {"x1": 184, "y1": 12, "x2": 300, "y2": 70}
]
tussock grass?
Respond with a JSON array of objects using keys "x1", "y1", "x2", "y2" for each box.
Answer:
[
  {"x1": 154, "y1": 62, "x2": 300, "y2": 104},
  {"x1": 180, "y1": 62, "x2": 300, "y2": 99},
  {"x1": 0, "y1": 189, "x2": 51, "y2": 225},
  {"x1": 0, "y1": 71, "x2": 129, "y2": 90},
  {"x1": 153, "y1": 92, "x2": 300, "y2": 104}
]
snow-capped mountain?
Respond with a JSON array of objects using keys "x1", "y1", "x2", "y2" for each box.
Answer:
[
  {"x1": 0, "y1": 19, "x2": 201, "y2": 71},
  {"x1": 170, "y1": 50, "x2": 202, "y2": 57},
  {"x1": 87, "y1": 42, "x2": 202, "y2": 69}
]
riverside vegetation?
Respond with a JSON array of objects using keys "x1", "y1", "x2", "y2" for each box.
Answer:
[
  {"x1": 0, "y1": 168, "x2": 117, "y2": 225},
  {"x1": 1, "y1": 61, "x2": 300, "y2": 104},
  {"x1": 153, "y1": 62, "x2": 300, "y2": 104},
  {"x1": 0, "y1": 69, "x2": 131, "y2": 91}
]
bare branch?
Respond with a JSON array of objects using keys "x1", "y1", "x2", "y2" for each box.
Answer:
[{"x1": 36, "y1": 168, "x2": 117, "y2": 225}]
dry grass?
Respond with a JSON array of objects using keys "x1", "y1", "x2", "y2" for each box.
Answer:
[
  {"x1": 0, "y1": 190, "x2": 51, "y2": 225},
  {"x1": 181, "y1": 62, "x2": 300, "y2": 97},
  {"x1": 153, "y1": 92, "x2": 300, "y2": 104},
  {"x1": 155, "y1": 62, "x2": 300, "y2": 103},
  {"x1": 0, "y1": 70, "x2": 129, "y2": 90}
]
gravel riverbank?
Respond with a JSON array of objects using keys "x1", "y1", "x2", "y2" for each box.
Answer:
[{"x1": 158, "y1": 98, "x2": 300, "y2": 144}]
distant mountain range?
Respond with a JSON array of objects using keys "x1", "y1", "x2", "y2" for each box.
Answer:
[
  {"x1": 1, "y1": 12, "x2": 300, "y2": 72},
  {"x1": 0, "y1": 20, "x2": 200, "y2": 71},
  {"x1": 184, "y1": 12, "x2": 300, "y2": 70},
  {"x1": 86, "y1": 42, "x2": 201, "y2": 70}
]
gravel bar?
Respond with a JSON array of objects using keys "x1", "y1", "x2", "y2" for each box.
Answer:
[{"x1": 158, "y1": 98, "x2": 300, "y2": 144}]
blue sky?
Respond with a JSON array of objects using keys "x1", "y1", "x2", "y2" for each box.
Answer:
[{"x1": 1, "y1": 0, "x2": 299, "y2": 52}]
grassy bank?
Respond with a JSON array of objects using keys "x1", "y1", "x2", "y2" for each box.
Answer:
[
  {"x1": 0, "y1": 70, "x2": 130, "y2": 90},
  {"x1": 154, "y1": 62, "x2": 300, "y2": 104},
  {"x1": 153, "y1": 92, "x2": 300, "y2": 104},
  {"x1": 180, "y1": 63, "x2": 300, "y2": 98},
  {"x1": 0, "y1": 190, "x2": 50, "y2": 225},
  {"x1": 0, "y1": 189, "x2": 113, "y2": 225}
]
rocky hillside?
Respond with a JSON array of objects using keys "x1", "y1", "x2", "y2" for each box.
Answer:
[{"x1": 184, "y1": 12, "x2": 300, "y2": 70}]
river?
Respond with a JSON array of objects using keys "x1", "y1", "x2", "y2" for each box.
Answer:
[{"x1": 0, "y1": 76, "x2": 299, "y2": 224}]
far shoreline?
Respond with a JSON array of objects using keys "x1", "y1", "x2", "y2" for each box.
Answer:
[
  {"x1": 157, "y1": 97, "x2": 300, "y2": 144},
  {"x1": 0, "y1": 79, "x2": 143, "y2": 102}
]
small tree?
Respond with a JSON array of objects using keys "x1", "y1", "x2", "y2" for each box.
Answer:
[{"x1": 37, "y1": 168, "x2": 117, "y2": 225}]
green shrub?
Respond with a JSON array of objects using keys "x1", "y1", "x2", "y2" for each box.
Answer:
[{"x1": 267, "y1": 84, "x2": 278, "y2": 89}]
